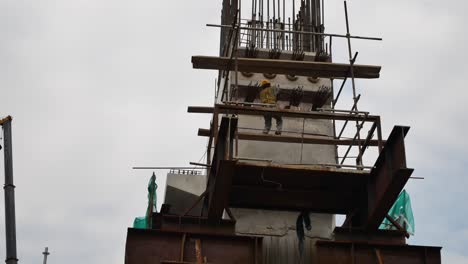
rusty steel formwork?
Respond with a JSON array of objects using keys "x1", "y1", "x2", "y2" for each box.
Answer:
[
  {"x1": 125, "y1": 228, "x2": 262, "y2": 264},
  {"x1": 315, "y1": 240, "x2": 441, "y2": 264},
  {"x1": 125, "y1": 213, "x2": 262, "y2": 264}
]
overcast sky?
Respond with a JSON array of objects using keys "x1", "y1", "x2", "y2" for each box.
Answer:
[{"x1": 0, "y1": 0, "x2": 467, "y2": 263}]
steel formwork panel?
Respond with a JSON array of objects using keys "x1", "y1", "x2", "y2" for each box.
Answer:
[
  {"x1": 125, "y1": 228, "x2": 262, "y2": 264},
  {"x1": 316, "y1": 240, "x2": 441, "y2": 264}
]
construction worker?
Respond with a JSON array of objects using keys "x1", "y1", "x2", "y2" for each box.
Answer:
[{"x1": 259, "y1": 80, "x2": 282, "y2": 135}]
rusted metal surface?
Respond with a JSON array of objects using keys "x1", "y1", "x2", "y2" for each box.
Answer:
[
  {"x1": 203, "y1": 117, "x2": 238, "y2": 220},
  {"x1": 385, "y1": 214, "x2": 410, "y2": 238},
  {"x1": 152, "y1": 214, "x2": 236, "y2": 236},
  {"x1": 365, "y1": 126, "x2": 412, "y2": 230},
  {"x1": 203, "y1": 119, "x2": 411, "y2": 225},
  {"x1": 345, "y1": 126, "x2": 413, "y2": 230},
  {"x1": 333, "y1": 227, "x2": 406, "y2": 246},
  {"x1": 207, "y1": 160, "x2": 236, "y2": 220},
  {"x1": 316, "y1": 240, "x2": 441, "y2": 264},
  {"x1": 203, "y1": 116, "x2": 371, "y2": 215},
  {"x1": 225, "y1": 160, "x2": 368, "y2": 213},
  {"x1": 125, "y1": 228, "x2": 262, "y2": 264},
  {"x1": 192, "y1": 56, "x2": 381, "y2": 78}
]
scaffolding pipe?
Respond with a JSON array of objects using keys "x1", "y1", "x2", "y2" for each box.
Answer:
[
  {"x1": 1, "y1": 117, "x2": 18, "y2": 264},
  {"x1": 340, "y1": 119, "x2": 366, "y2": 165},
  {"x1": 343, "y1": 1, "x2": 363, "y2": 165},
  {"x1": 337, "y1": 94, "x2": 361, "y2": 139}
]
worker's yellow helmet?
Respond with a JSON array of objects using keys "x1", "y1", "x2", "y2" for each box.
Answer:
[{"x1": 260, "y1": 79, "x2": 271, "y2": 87}]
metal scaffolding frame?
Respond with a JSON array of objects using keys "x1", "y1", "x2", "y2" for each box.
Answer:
[{"x1": 205, "y1": 0, "x2": 383, "y2": 169}]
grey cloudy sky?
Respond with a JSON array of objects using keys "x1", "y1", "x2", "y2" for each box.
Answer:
[{"x1": 0, "y1": 0, "x2": 467, "y2": 263}]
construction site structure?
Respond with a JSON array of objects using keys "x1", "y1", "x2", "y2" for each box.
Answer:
[
  {"x1": 125, "y1": 1, "x2": 442, "y2": 263},
  {"x1": 1, "y1": 116, "x2": 19, "y2": 264}
]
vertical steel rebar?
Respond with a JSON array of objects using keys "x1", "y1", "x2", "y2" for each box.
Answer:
[
  {"x1": 234, "y1": 11, "x2": 240, "y2": 99},
  {"x1": 2, "y1": 118, "x2": 18, "y2": 264},
  {"x1": 239, "y1": 0, "x2": 242, "y2": 46},
  {"x1": 272, "y1": 0, "x2": 275, "y2": 20},
  {"x1": 283, "y1": 0, "x2": 285, "y2": 24},
  {"x1": 252, "y1": 0, "x2": 255, "y2": 19},
  {"x1": 321, "y1": 0, "x2": 324, "y2": 25},
  {"x1": 267, "y1": 0, "x2": 270, "y2": 48},
  {"x1": 292, "y1": 0, "x2": 295, "y2": 27},
  {"x1": 299, "y1": 118, "x2": 306, "y2": 164},
  {"x1": 292, "y1": 0, "x2": 296, "y2": 50},
  {"x1": 267, "y1": 0, "x2": 270, "y2": 24},
  {"x1": 260, "y1": 0, "x2": 263, "y2": 48},
  {"x1": 277, "y1": 0, "x2": 280, "y2": 20}
]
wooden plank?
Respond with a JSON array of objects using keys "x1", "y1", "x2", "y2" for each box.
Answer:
[
  {"x1": 198, "y1": 128, "x2": 383, "y2": 147},
  {"x1": 188, "y1": 104, "x2": 380, "y2": 122},
  {"x1": 192, "y1": 56, "x2": 381, "y2": 79}
]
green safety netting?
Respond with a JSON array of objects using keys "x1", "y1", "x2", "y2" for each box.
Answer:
[
  {"x1": 379, "y1": 189, "x2": 415, "y2": 235},
  {"x1": 132, "y1": 172, "x2": 158, "y2": 229}
]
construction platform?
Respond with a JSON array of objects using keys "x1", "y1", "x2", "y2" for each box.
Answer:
[{"x1": 198, "y1": 116, "x2": 412, "y2": 232}]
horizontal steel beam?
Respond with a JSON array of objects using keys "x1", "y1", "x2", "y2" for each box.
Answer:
[
  {"x1": 229, "y1": 185, "x2": 355, "y2": 213},
  {"x1": 192, "y1": 56, "x2": 381, "y2": 78},
  {"x1": 188, "y1": 104, "x2": 380, "y2": 122},
  {"x1": 198, "y1": 128, "x2": 384, "y2": 146}
]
